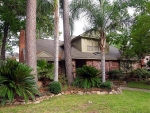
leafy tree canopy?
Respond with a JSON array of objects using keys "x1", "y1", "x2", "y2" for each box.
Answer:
[
  {"x1": 0, "y1": 0, "x2": 55, "y2": 57},
  {"x1": 0, "y1": 0, "x2": 26, "y2": 34},
  {"x1": 0, "y1": 0, "x2": 55, "y2": 38},
  {"x1": 125, "y1": 2, "x2": 150, "y2": 59}
]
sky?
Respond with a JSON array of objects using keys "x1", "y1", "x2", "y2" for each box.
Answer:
[{"x1": 59, "y1": 18, "x2": 85, "y2": 41}]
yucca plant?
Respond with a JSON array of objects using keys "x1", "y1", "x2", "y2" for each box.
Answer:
[
  {"x1": 37, "y1": 59, "x2": 54, "y2": 80},
  {"x1": 73, "y1": 65, "x2": 101, "y2": 89},
  {"x1": 0, "y1": 59, "x2": 39, "y2": 105}
]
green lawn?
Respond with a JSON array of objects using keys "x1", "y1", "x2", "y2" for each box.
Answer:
[
  {"x1": 0, "y1": 90, "x2": 150, "y2": 113},
  {"x1": 127, "y1": 81, "x2": 150, "y2": 90}
]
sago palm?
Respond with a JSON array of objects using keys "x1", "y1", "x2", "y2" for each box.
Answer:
[
  {"x1": 47, "y1": 0, "x2": 60, "y2": 82},
  {"x1": 74, "y1": 65, "x2": 101, "y2": 89},
  {"x1": 37, "y1": 59, "x2": 54, "y2": 79},
  {"x1": 0, "y1": 59, "x2": 39, "y2": 105}
]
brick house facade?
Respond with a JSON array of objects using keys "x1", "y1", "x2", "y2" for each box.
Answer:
[{"x1": 19, "y1": 30, "x2": 141, "y2": 77}]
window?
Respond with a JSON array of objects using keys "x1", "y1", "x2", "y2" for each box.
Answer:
[
  {"x1": 93, "y1": 46, "x2": 99, "y2": 51},
  {"x1": 87, "y1": 45, "x2": 93, "y2": 51}
]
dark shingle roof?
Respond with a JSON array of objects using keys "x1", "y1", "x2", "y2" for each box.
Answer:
[
  {"x1": 67, "y1": 46, "x2": 120, "y2": 60},
  {"x1": 36, "y1": 39, "x2": 64, "y2": 56},
  {"x1": 36, "y1": 39, "x2": 121, "y2": 61}
]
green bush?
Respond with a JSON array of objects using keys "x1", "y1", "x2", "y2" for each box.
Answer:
[
  {"x1": 131, "y1": 68, "x2": 150, "y2": 79},
  {"x1": 0, "y1": 59, "x2": 39, "y2": 105},
  {"x1": 59, "y1": 75, "x2": 67, "y2": 86},
  {"x1": 107, "y1": 69, "x2": 123, "y2": 80},
  {"x1": 147, "y1": 60, "x2": 150, "y2": 67},
  {"x1": 100, "y1": 81, "x2": 112, "y2": 89},
  {"x1": 37, "y1": 59, "x2": 54, "y2": 80},
  {"x1": 73, "y1": 65, "x2": 101, "y2": 89},
  {"x1": 49, "y1": 81, "x2": 62, "y2": 94}
]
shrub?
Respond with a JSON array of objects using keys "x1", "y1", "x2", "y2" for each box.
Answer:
[
  {"x1": 100, "y1": 81, "x2": 112, "y2": 89},
  {"x1": 49, "y1": 81, "x2": 62, "y2": 94},
  {"x1": 73, "y1": 65, "x2": 101, "y2": 89},
  {"x1": 59, "y1": 74, "x2": 67, "y2": 86},
  {"x1": 131, "y1": 68, "x2": 150, "y2": 79},
  {"x1": 107, "y1": 69, "x2": 123, "y2": 80},
  {"x1": 0, "y1": 59, "x2": 39, "y2": 105},
  {"x1": 37, "y1": 59, "x2": 54, "y2": 80},
  {"x1": 147, "y1": 60, "x2": 150, "y2": 67}
]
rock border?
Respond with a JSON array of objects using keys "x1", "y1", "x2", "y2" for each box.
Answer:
[{"x1": 5, "y1": 87, "x2": 122, "y2": 105}]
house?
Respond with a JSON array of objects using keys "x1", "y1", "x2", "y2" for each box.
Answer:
[
  {"x1": 36, "y1": 30, "x2": 122, "y2": 75},
  {"x1": 19, "y1": 30, "x2": 141, "y2": 75}
]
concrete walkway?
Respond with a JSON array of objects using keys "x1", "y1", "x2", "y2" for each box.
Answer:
[{"x1": 120, "y1": 87, "x2": 150, "y2": 93}]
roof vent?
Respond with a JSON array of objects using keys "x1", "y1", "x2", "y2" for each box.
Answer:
[{"x1": 93, "y1": 52, "x2": 101, "y2": 55}]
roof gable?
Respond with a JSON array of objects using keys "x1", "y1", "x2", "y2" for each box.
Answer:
[
  {"x1": 80, "y1": 29, "x2": 100, "y2": 39},
  {"x1": 37, "y1": 51, "x2": 53, "y2": 58}
]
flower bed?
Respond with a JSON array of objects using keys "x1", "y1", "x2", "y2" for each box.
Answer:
[{"x1": 5, "y1": 87, "x2": 122, "y2": 105}]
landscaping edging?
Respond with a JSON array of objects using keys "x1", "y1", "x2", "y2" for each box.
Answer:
[{"x1": 5, "y1": 87, "x2": 122, "y2": 105}]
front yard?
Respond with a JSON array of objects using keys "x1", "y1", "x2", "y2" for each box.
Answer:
[
  {"x1": 127, "y1": 81, "x2": 150, "y2": 90},
  {"x1": 0, "y1": 90, "x2": 149, "y2": 113},
  {"x1": 0, "y1": 60, "x2": 150, "y2": 113}
]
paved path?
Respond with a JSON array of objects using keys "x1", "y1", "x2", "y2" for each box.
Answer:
[{"x1": 120, "y1": 87, "x2": 150, "y2": 93}]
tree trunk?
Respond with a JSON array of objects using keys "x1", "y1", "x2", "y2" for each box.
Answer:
[
  {"x1": 25, "y1": 0, "x2": 37, "y2": 82},
  {"x1": 63, "y1": 0, "x2": 73, "y2": 85},
  {"x1": 1, "y1": 22, "x2": 9, "y2": 61},
  {"x1": 101, "y1": 49, "x2": 106, "y2": 83},
  {"x1": 99, "y1": 29, "x2": 106, "y2": 83},
  {"x1": 54, "y1": 0, "x2": 59, "y2": 81}
]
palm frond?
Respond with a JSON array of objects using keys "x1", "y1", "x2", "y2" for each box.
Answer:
[
  {"x1": 0, "y1": 59, "x2": 39, "y2": 105},
  {"x1": 74, "y1": 65, "x2": 101, "y2": 89}
]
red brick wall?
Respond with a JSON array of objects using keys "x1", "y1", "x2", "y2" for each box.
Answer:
[
  {"x1": 59, "y1": 60, "x2": 141, "y2": 76},
  {"x1": 86, "y1": 60, "x2": 100, "y2": 70},
  {"x1": 109, "y1": 61, "x2": 119, "y2": 70},
  {"x1": 86, "y1": 60, "x2": 119, "y2": 71},
  {"x1": 105, "y1": 62, "x2": 109, "y2": 72}
]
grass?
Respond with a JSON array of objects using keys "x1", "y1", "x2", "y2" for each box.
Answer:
[
  {"x1": 0, "y1": 90, "x2": 150, "y2": 113},
  {"x1": 127, "y1": 81, "x2": 150, "y2": 90}
]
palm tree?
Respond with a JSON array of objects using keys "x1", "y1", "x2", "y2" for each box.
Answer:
[
  {"x1": 54, "y1": 0, "x2": 59, "y2": 81},
  {"x1": 70, "y1": 0, "x2": 129, "y2": 83},
  {"x1": 44, "y1": 0, "x2": 60, "y2": 82},
  {"x1": 63, "y1": 0, "x2": 73, "y2": 85},
  {"x1": 25, "y1": 0, "x2": 37, "y2": 82}
]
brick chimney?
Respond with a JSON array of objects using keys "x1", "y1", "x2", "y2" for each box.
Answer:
[{"x1": 19, "y1": 30, "x2": 25, "y2": 63}]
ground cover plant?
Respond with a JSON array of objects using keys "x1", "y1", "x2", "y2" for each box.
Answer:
[{"x1": 0, "y1": 90, "x2": 149, "y2": 113}]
